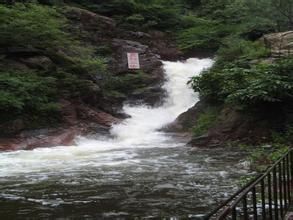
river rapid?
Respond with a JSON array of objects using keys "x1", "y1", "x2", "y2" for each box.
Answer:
[{"x1": 0, "y1": 58, "x2": 251, "y2": 219}]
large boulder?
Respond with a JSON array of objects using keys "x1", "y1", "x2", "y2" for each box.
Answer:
[
  {"x1": 165, "y1": 100, "x2": 273, "y2": 147},
  {"x1": 262, "y1": 31, "x2": 293, "y2": 57},
  {"x1": 163, "y1": 100, "x2": 208, "y2": 132},
  {"x1": 110, "y1": 39, "x2": 162, "y2": 74},
  {"x1": 110, "y1": 39, "x2": 165, "y2": 105},
  {"x1": 188, "y1": 105, "x2": 273, "y2": 148},
  {"x1": 64, "y1": 6, "x2": 116, "y2": 41},
  {"x1": 0, "y1": 128, "x2": 77, "y2": 151}
]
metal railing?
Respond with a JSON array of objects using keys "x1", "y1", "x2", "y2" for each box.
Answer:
[{"x1": 206, "y1": 148, "x2": 293, "y2": 220}]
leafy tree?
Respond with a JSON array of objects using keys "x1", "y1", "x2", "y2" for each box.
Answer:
[
  {"x1": 0, "y1": 4, "x2": 69, "y2": 49},
  {"x1": 191, "y1": 57, "x2": 293, "y2": 106},
  {"x1": 271, "y1": 0, "x2": 293, "y2": 30},
  {"x1": 0, "y1": 70, "x2": 59, "y2": 123}
]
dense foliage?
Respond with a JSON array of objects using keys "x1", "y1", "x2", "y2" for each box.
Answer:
[
  {"x1": 0, "y1": 4, "x2": 69, "y2": 48},
  {"x1": 191, "y1": 58, "x2": 293, "y2": 105},
  {"x1": 0, "y1": 3, "x2": 107, "y2": 130},
  {"x1": 0, "y1": 70, "x2": 59, "y2": 123},
  {"x1": 186, "y1": 0, "x2": 293, "y2": 141}
]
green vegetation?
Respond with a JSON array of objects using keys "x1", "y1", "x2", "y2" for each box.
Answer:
[
  {"x1": 103, "y1": 71, "x2": 152, "y2": 96},
  {"x1": 192, "y1": 107, "x2": 219, "y2": 136},
  {"x1": 185, "y1": 0, "x2": 293, "y2": 145},
  {"x1": 0, "y1": 4, "x2": 69, "y2": 49},
  {"x1": 0, "y1": 3, "x2": 108, "y2": 130},
  {"x1": 176, "y1": 0, "x2": 291, "y2": 51},
  {"x1": 0, "y1": 70, "x2": 59, "y2": 123},
  {"x1": 67, "y1": 0, "x2": 183, "y2": 31},
  {"x1": 190, "y1": 57, "x2": 293, "y2": 105}
]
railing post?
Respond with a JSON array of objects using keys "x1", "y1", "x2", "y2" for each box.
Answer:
[
  {"x1": 252, "y1": 186, "x2": 258, "y2": 220},
  {"x1": 286, "y1": 154, "x2": 291, "y2": 206},
  {"x1": 268, "y1": 172, "x2": 273, "y2": 220},
  {"x1": 282, "y1": 157, "x2": 287, "y2": 211},
  {"x1": 232, "y1": 207, "x2": 237, "y2": 220},
  {"x1": 290, "y1": 150, "x2": 293, "y2": 195},
  {"x1": 261, "y1": 179, "x2": 266, "y2": 220},
  {"x1": 290, "y1": 149, "x2": 293, "y2": 204},
  {"x1": 243, "y1": 195, "x2": 248, "y2": 219},
  {"x1": 278, "y1": 163, "x2": 283, "y2": 217},
  {"x1": 273, "y1": 167, "x2": 279, "y2": 220}
]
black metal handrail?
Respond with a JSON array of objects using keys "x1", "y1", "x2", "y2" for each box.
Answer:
[{"x1": 206, "y1": 148, "x2": 293, "y2": 220}]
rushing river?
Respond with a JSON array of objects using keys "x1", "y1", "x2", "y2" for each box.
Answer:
[{"x1": 0, "y1": 58, "x2": 251, "y2": 219}]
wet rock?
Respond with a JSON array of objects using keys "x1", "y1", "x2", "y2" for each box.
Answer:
[
  {"x1": 110, "y1": 39, "x2": 162, "y2": 74},
  {"x1": 64, "y1": 6, "x2": 116, "y2": 39},
  {"x1": 109, "y1": 39, "x2": 165, "y2": 105},
  {"x1": 59, "y1": 100, "x2": 78, "y2": 126},
  {"x1": 189, "y1": 105, "x2": 271, "y2": 147},
  {"x1": 0, "y1": 128, "x2": 77, "y2": 151},
  {"x1": 167, "y1": 99, "x2": 273, "y2": 147},
  {"x1": 77, "y1": 105, "x2": 122, "y2": 127},
  {"x1": 0, "y1": 119, "x2": 25, "y2": 136},
  {"x1": 19, "y1": 56, "x2": 54, "y2": 71},
  {"x1": 147, "y1": 30, "x2": 183, "y2": 60},
  {"x1": 163, "y1": 101, "x2": 208, "y2": 132}
]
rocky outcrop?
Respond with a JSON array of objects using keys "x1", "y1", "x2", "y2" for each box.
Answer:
[
  {"x1": 64, "y1": 6, "x2": 116, "y2": 41},
  {"x1": 110, "y1": 39, "x2": 162, "y2": 74},
  {"x1": 163, "y1": 101, "x2": 208, "y2": 132},
  {"x1": 0, "y1": 103, "x2": 121, "y2": 151},
  {"x1": 189, "y1": 107, "x2": 271, "y2": 147},
  {"x1": 0, "y1": 128, "x2": 77, "y2": 151},
  {"x1": 110, "y1": 39, "x2": 165, "y2": 105},
  {"x1": 64, "y1": 6, "x2": 170, "y2": 105},
  {"x1": 262, "y1": 31, "x2": 293, "y2": 57},
  {"x1": 166, "y1": 100, "x2": 272, "y2": 148}
]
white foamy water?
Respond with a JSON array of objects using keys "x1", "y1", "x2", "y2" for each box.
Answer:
[
  {"x1": 0, "y1": 58, "x2": 213, "y2": 177},
  {"x1": 111, "y1": 58, "x2": 213, "y2": 145}
]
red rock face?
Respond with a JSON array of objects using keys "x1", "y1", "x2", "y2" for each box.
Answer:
[
  {"x1": 0, "y1": 128, "x2": 77, "y2": 151},
  {"x1": 0, "y1": 105, "x2": 122, "y2": 152}
]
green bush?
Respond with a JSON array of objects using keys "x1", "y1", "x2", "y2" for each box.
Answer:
[
  {"x1": 177, "y1": 20, "x2": 231, "y2": 50},
  {"x1": 0, "y1": 3, "x2": 70, "y2": 49},
  {"x1": 0, "y1": 70, "x2": 59, "y2": 123},
  {"x1": 227, "y1": 59, "x2": 293, "y2": 104},
  {"x1": 216, "y1": 38, "x2": 270, "y2": 63},
  {"x1": 191, "y1": 57, "x2": 293, "y2": 105},
  {"x1": 192, "y1": 107, "x2": 219, "y2": 136},
  {"x1": 102, "y1": 71, "x2": 152, "y2": 96}
]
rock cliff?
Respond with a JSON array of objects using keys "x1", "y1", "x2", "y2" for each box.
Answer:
[{"x1": 0, "y1": 6, "x2": 181, "y2": 151}]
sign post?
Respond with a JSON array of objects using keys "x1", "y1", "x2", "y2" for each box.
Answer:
[{"x1": 127, "y1": 52, "x2": 140, "y2": 69}]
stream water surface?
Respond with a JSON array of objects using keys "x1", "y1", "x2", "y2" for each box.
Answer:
[{"x1": 0, "y1": 58, "x2": 251, "y2": 219}]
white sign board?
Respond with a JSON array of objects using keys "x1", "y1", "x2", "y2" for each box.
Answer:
[{"x1": 127, "y1": 53, "x2": 140, "y2": 69}]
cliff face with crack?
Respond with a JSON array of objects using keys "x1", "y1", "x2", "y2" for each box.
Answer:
[{"x1": 0, "y1": 6, "x2": 182, "y2": 151}]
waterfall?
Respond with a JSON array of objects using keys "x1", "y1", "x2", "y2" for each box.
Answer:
[{"x1": 0, "y1": 58, "x2": 213, "y2": 176}]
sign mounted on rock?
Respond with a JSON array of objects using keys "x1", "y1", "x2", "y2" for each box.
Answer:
[{"x1": 127, "y1": 52, "x2": 140, "y2": 69}]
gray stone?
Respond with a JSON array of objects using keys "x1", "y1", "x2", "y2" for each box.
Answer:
[{"x1": 262, "y1": 31, "x2": 293, "y2": 57}]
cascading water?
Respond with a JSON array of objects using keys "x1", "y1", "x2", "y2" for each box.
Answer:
[
  {"x1": 110, "y1": 58, "x2": 213, "y2": 145},
  {"x1": 0, "y1": 58, "x2": 251, "y2": 219}
]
